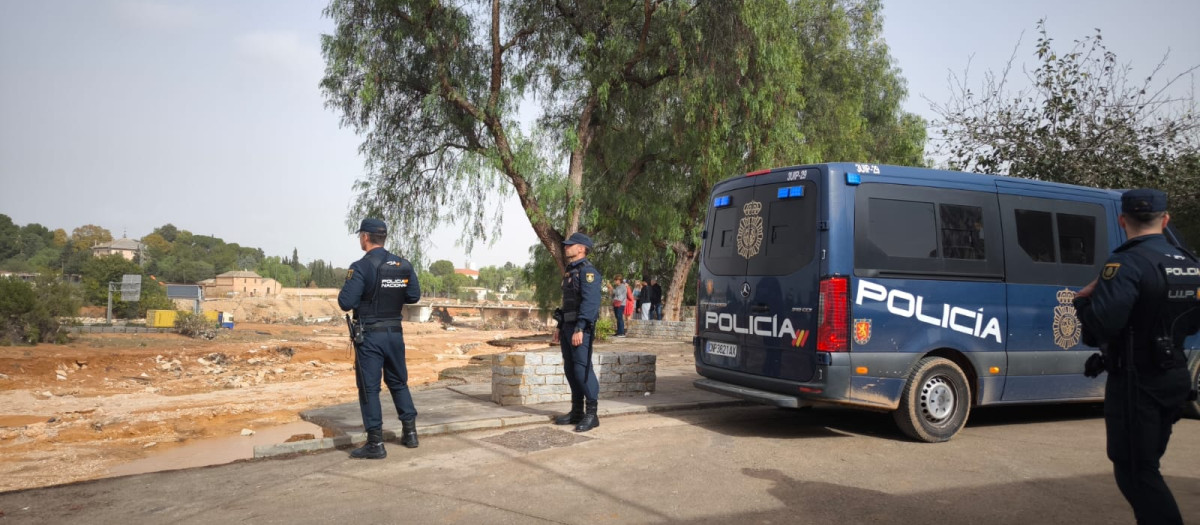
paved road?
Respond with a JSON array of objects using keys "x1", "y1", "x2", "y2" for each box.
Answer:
[{"x1": 1, "y1": 403, "x2": 1197, "y2": 524}]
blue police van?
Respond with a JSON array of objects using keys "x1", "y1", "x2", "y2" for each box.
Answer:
[{"x1": 694, "y1": 162, "x2": 1200, "y2": 442}]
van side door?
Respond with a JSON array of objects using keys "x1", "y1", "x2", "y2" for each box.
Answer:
[{"x1": 997, "y1": 192, "x2": 1109, "y2": 401}]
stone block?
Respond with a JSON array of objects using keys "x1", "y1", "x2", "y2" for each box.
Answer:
[
  {"x1": 494, "y1": 366, "x2": 514, "y2": 376},
  {"x1": 546, "y1": 375, "x2": 564, "y2": 385},
  {"x1": 534, "y1": 365, "x2": 559, "y2": 375},
  {"x1": 618, "y1": 354, "x2": 640, "y2": 364},
  {"x1": 524, "y1": 375, "x2": 545, "y2": 385},
  {"x1": 499, "y1": 395, "x2": 524, "y2": 406},
  {"x1": 642, "y1": 355, "x2": 656, "y2": 364},
  {"x1": 522, "y1": 354, "x2": 543, "y2": 366},
  {"x1": 598, "y1": 372, "x2": 621, "y2": 383},
  {"x1": 542, "y1": 354, "x2": 563, "y2": 365},
  {"x1": 595, "y1": 354, "x2": 619, "y2": 365},
  {"x1": 496, "y1": 376, "x2": 522, "y2": 386}
]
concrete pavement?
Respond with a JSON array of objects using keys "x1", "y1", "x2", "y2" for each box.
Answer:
[{"x1": 256, "y1": 357, "x2": 748, "y2": 458}]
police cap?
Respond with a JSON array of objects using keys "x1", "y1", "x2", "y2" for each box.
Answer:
[
  {"x1": 562, "y1": 232, "x2": 593, "y2": 249},
  {"x1": 1121, "y1": 188, "x2": 1168, "y2": 214},
  {"x1": 356, "y1": 218, "x2": 388, "y2": 234}
]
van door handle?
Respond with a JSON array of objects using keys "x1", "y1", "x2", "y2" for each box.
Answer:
[{"x1": 751, "y1": 304, "x2": 770, "y2": 313}]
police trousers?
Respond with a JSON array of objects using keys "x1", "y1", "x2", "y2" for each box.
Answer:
[
  {"x1": 1104, "y1": 367, "x2": 1189, "y2": 525},
  {"x1": 355, "y1": 328, "x2": 417, "y2": 432},
  {"x1": 559, "y1": 323, "x2": 598, "y2": 402}
]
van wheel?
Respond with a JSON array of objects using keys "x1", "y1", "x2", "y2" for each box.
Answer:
[
  {"x1": 893, "y1": 357, "x2": 971, "y2": 443},
  {"x1": 1185, "y1": 359, "x2": 1200, "y2": 419}
]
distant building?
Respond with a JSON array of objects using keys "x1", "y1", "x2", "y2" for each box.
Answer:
[
  {"x1": 91, "y1": 237, "x2": 145, "y2": 261},
  {"x1": 454, "y1": 268, "x2": 479, "y2": 280},
  {"x1": 200, "y1": 270, "x2": 282, "y2": 298}
]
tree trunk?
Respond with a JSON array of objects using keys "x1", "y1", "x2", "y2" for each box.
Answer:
[
  {"x1": 664, "y1": 243, "x2": 697, "y2": 322},
  {"x1": 566, "y1": 93, "x2": 599, "y2": 238}
]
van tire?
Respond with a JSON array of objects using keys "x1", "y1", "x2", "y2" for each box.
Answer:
[
  {"x1": 893, "y1": 357, "x2": 971, "y2": 443},
  {"x1": 1185, "y1": 359, "x2": 1200, "y2": 420}
]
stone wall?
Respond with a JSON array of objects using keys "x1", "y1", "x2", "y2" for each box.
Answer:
[
  {"x1": 491, "y1": 351, "x2": 656, "y2": 406},
  {"x1": 624, "y1": 319, "x2": 694, "y2": 341}
]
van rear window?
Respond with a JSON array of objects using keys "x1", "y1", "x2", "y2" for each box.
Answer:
[{"x1": 705, "y1": 181, "x2": 818, "y2": 276}]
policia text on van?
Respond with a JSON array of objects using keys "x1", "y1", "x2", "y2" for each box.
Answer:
[{"x1": 692, "y1": 163, "x2": 1200, "y2": 442}]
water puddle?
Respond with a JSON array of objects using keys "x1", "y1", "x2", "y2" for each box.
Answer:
[{"x1": 107, "y1": 420, "x2": 325, "y2": 477}]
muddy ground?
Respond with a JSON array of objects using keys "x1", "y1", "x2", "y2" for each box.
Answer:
[{"x1": 0, "y1": 318, "x2": 544, "y2": 492}]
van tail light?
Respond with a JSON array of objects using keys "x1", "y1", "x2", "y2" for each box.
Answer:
[{"x1": 817, "y1": 277, "x2": 849, "y2": 352}]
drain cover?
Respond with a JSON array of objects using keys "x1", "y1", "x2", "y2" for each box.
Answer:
[{"x1": 481, "y1": 427, "x2": 594, "y2": 453}]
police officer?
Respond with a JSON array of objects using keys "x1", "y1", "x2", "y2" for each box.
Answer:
[
  {"x1": 338, "y1": 218, "x2": 422, "y2": 459},
  {"x1": 1073, "y1": 189, "x2": 1198, "y2": 524},
  {"x1": 553, "y1": 232, "x2": 602, "y2": 432}
]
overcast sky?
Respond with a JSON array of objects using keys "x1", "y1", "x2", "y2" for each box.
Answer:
[{"x1": 1, "y1": 0, "x2": 1196, "y2": 270}]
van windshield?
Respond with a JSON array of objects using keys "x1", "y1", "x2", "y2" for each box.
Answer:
[{"x1": 705, "y1": 180, "x2": 818, "y2": 276}]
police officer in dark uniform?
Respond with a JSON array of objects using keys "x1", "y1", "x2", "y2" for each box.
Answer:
[
  {"x1": 1073, "y1": 189, "x2": 1199, "y2": 524},
  {"x1": 338, "y1": 218, "x2": 422, "y2": 459},
  {"x1": 553, "y1": 232, "x2": 603, "y2": 432}
]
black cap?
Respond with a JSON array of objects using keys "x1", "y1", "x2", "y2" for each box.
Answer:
[
  {"x1": 356, "y1": 218, "x2": 387, "y2": 234},
  {"x1": 562, "y1": 232, "x2": 593, "y2": 249},
  {"x1": 1121, "y1": 189, "x2": 1168, "y2": 214}
]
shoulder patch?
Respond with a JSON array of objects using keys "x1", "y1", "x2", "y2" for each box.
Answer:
[
  {"x1": 1101, "y1": 263, "x2": 1120, "y2": 280},
  {"x1": 586, "y1": 272, "x2": 595, "y2": 283},
  {"x1": 345, "y1": 269, "x2": 354, "y2": 280}
]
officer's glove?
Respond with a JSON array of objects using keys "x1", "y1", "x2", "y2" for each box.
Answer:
[{"x1": 1083, "y1": 353, "x2": 1106, "y2": 378}]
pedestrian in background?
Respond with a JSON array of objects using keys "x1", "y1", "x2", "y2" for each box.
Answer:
[
  {"x1": 610, "y1": 274, "x2": 628, "y2": 337},
  {"x1": 649, "y1": 277, "x2": 664, "y2": 320},
  {"x1": 1073, "y1": 188, "x2": 1200, "y2": 524},
  {"x1": 338, "y1": 218, "x2": 422, "y2": 459}
]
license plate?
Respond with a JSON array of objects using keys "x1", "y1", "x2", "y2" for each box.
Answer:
[{"x1": 706, "y1": 341, "x2": 737, "y2": 358}]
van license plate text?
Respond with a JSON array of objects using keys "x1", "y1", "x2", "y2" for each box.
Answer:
[{"x1": 706, "y1": 341, "x2": 737, "y2": 358}]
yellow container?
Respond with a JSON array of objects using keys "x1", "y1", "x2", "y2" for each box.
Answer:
[
  {"x1": 204, "y1": 311, "x2": 220, "y2": 323},
  {"x1": 145, "y1": 310, "x2": 179, "y2": 328}
]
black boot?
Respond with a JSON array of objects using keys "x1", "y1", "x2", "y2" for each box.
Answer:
[
  {"x1": 350, "y1": 429, "x2": 387, "y2": 459},
  {"x1": 554, "y1": 399, "x2": 584, "y2": 425},
  {"x1": 574, "y1": 400, "x2": 599, "y2": 432},
  {"x1": 400, "y1": 419, "x2": 419, "y2": 449}
]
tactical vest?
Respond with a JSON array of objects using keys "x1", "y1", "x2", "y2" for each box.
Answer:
[
  {"x1": 560, "y1": 263, "x2": 583, "y2": 323},
  {"x1": 1157, "y1": 251, "x2": 1200, "y2": 369},
  {"x1": 358, "y1": 251, "x2": 411, "y2": 322}
]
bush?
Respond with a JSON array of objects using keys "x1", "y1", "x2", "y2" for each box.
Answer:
[
  {"x1": 175, "y1": 311, "x2": 218, "y2": 340},
  {"x1": 593, "y1": 316, "x2": 615, "y2": 342},
  {"x1": 0, "y1": 275, "x2": 78, "y2": 345}
]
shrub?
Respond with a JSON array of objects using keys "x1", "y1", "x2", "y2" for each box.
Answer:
[
  {"x1": 593, "y1": 316, "x2": 615, "y2": 342},
  {"x1": 0, "y1": 275, "x2": 78, "y2": 345},
  {"x1": 175, "y1": 311, "x2": 218, "y2": 340}
]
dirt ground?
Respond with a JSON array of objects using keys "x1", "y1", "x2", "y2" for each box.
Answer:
[{"x1": 0, "y1": 318, "x2": 543, "y2": 492}]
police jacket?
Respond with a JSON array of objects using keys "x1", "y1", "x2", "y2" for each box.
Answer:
[
  {"x1": 338, "y1": 247, "x2": 421, "y2": 323},
  {"x1": 1074, "y1": 234, "x2": 1199, "y2": 373},
  {"x1": 561, "y1": 257, "x2": 601, "y2": 333}
]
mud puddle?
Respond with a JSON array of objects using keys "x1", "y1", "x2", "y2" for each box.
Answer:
[{"x1": 106, "y1": 420, "x2": 326, "y2": 477}]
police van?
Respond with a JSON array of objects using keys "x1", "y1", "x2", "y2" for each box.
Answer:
[{"x1": 694, "y1": 162, "x2": 1200, "y2": 442}]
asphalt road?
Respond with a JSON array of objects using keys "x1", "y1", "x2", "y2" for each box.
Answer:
[{"x1": 1, "y1": 403, "x2": 1197, "y2": 524}]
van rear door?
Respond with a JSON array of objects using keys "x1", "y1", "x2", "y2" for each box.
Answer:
[{"x1": 698, "y1": 169, "x2": 822, "y2": 383}]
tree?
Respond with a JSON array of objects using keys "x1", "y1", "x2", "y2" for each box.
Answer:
[
  {"x1": 428, "y1": 260, "x2": 456, "y2": 278},
  {"x1": 71, "y1": 224, "x2": 112, "y2": 253},
  {"x1": 322, "y1": 0, "x2": 688, "y2": 271},
  {"x1": 932, "y1": 21, "x2": 1200, "y2": 242},
  {"x1": 80, "y1": 254, "x2": 141, "y2": 308},
  {"x1": 0, "y1": 215, "x2": 19, "y2": 261}
]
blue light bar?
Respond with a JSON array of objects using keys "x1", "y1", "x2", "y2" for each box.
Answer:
[
  {"x1": 776, "y1": 186, "x2": 805, "y2": 199},
  {"x1": 713, "y1": 195, "x2": 731, "y2": 208},
  {"x1": 846, "y1": 173, "x2": 862, "y2": 185}
]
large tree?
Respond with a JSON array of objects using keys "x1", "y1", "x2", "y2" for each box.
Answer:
[
  {"x1": 932, "y1": 21, "x2": 1200, "y2": 243},
  {"x1": 321, "y1": 0, "x2": 686, "y2": 271}
]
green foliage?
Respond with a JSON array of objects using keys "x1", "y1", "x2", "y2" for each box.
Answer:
[
  {"x1": 80, "y1": 254, "x2": 141, "y2": 307},
  {"x1": 593, "y1": 316, "x2": 615, "y2": 343},
  {"x1": 175, "y1": 311, "x2": 218, "y2": 340},
  {"x1": 932, "y1": 20, "x2": 1199, "y2": 236},
  {"x1": 0, "y1": 275, "x2": 79, "y2": 345},
  {"x1": 428, "y1": 260, "x2": 456, "y2": 278}
]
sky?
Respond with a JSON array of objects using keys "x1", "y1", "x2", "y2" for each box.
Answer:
[{"x1": 1, "y1": 0, "x2": 1197, "y2": 271}]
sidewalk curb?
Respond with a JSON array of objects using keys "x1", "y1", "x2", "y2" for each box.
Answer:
[{"x1": 253, "y1": 398, "x2": 750, "y2": 459}]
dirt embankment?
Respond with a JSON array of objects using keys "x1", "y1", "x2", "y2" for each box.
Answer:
[{"x1": 0, "y1": 320, "x2": 540, "y2": 492}]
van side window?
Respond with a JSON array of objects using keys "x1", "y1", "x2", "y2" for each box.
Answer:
[
  {"x1": 869, "y1": 198, "x2": 937, "y2": 259},
  {"x1": 855, "y1": 184, "x2": 1003, "y2": 280},
  {"x1": 939, "y1": 204, "x2": 985, "y2": 260},
  {"x1": 999, "y1": 195, "x2": 1107, "y2": 286},
  {"x1": 1056, "y1": 213, "x2": 1095, "y2": 265},
  {"x1": 1015, "y1": 210, "x2": 1055, "y2": 262}
]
